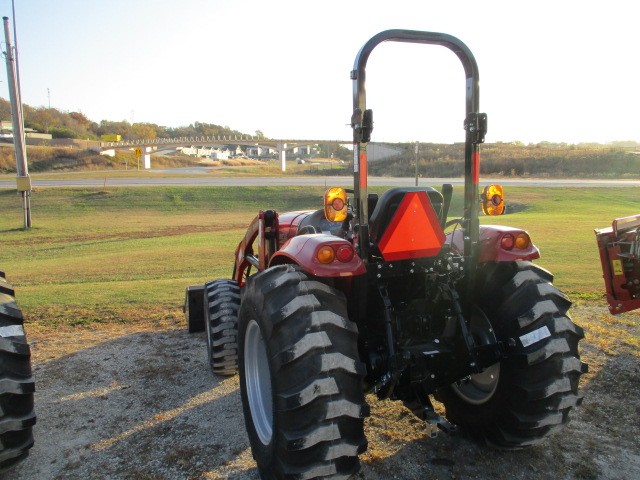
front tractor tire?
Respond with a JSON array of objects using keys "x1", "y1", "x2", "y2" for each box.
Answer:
[
  {"x1": 436, "y1": 261, "x2": 586, "y2": 449},
  {"x1": 205, "y1": 279, "x2": 241, "y2": 376},
  {"x1": 0, "y1": 272, "x2": 36, "y2": 469},
  {"x1": 238, "y1": 265, "x2": 369, "y2": 480}
]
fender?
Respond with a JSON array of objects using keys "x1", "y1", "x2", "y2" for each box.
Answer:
[
  {"x1": 270, "y1": 234, "x2": 366, "y2": 277},
  {"x1": 448, "y1": 224, "x2": 540, "y2": 262}
]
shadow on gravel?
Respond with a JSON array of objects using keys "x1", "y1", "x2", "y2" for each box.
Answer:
[
  {"x1": 5, "y1": 328, "x2": 260, "y2": 480},
  {"x1": 4, "y1": 305, "x2": 639, "y2": 480}
]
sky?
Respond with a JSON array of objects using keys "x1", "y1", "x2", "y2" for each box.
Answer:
[{"x1": 1, "y1": 0, "x2": 638, "y2": 145}]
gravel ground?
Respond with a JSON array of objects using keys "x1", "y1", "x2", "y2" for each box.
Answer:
[{"x1": 4, "y1": 302, "x2": 639, "y2": 480}]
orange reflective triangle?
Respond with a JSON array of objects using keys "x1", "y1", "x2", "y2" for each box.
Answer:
[{"x1": 377, "y1": 191, "x2": 446, "y2": 261}]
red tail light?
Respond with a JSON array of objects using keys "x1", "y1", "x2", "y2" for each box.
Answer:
[
  {"x1": 501, "y1": 234, "x2": 515, "y2": 250},
  {"x1": 336, "y1": 245, "x2": 354, "y2": 262}
]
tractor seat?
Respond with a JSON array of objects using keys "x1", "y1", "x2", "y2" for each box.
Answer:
[{"x1": 368, "y1": 187, "x2": 444, "y2": 244}]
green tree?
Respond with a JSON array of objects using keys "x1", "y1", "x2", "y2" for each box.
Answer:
[{"x1": 131, "y1": 123, "x2": 157, "y2": 140}]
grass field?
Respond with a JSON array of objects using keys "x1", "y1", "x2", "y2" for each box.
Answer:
[{"x1": 1, "y1": 184, "x2": 640, "y2": 327}]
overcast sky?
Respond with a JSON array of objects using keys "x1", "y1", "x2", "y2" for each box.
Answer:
[{"x1": 1, "y1": 0, "x2": 638, "y2": 144}]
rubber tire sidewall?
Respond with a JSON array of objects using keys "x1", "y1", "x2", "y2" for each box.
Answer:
[
  {"x1": 237, "y1": 265, "x2": 368, "y2": 479},
  {"x1": 238, "y1": 277, "x2": 279, "y2": 473},
  {"x1": 205, "y1": 279, "x2": 240, "y2": 376},
  {"x1": 435, "y1": 261, "x2": 584, "y2": 448},
  {"x1": 0, "y1": 272, "x2": 36, "y2": 469}
]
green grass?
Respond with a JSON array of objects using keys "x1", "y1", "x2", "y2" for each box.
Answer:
[
  {"x1": 1, "y1": 185, "x2": 639, "y2": 326},
  {"x1": 0, "y1": 187, "x2": 327, "y2": 324},
  {"x1": 478, "y1": 188, "x2": 640, "y2": 297}
]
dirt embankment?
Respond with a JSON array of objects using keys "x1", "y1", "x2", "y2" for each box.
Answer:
[{"x1": 5, "y1": 302, "x2": 639, "y2": 480}]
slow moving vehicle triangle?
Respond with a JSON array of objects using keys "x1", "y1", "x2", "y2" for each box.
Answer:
[{"x1": 378, "y1": 191, "x2": 446, "y2": 261}]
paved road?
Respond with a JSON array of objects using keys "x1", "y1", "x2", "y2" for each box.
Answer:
[{"x1": 1, "y1": 175, "x2": 640, "y2": 188}]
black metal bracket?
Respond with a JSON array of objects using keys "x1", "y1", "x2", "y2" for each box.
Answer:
[
  {"x1": 351, "y1": 108, "x2": 374, "y2": 143},
  {"x1": 411, "y1": 391, "x2": 457, "y2": 438},
  {"x1": 440, "y1": 183, "x2": 453, "y2": 229},
  {"x1": 263, "y1": 210, "x2": 276, "y2": 240},
  {"x1": 372, "y1": 283, "x2": 405, "y2": 399},
  {"x1": 464, "y1": 112, "x2": 487, "y2": 144}
]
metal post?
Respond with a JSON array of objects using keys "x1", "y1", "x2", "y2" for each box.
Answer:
[
  {"x1": 3, "y1": 16, "x2": 31, "y2": 228},
  {"x1": 414, "y1": 141, "x2": 419, "y2": 186}
]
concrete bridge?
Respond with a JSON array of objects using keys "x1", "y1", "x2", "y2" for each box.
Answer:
[{"x1": 94, "y1": 136, "x2": 353, "y2": 171}]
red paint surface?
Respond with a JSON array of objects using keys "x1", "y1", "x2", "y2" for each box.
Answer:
[
  {"x1": 270, "y1": 234, "x2": 366, "y2": 277},
  {"x1": 473, "y1": 152, "x2": 480, "y2": 184},
  {"x1": 360, "y1": 153, "x2": 368, "y2": 189},
  {"x1": 447, "y1": 225, "x2": 540, "y2": 263}
]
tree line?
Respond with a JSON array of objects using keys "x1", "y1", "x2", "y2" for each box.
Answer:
[{"x1": 0, "y1": 97, "x2": 249, "y2": 141}]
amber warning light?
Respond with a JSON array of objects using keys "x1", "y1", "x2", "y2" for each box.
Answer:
[
  {"x1": 482, "y1": 184, "x2": 505, "y2": 216},
  {"x1": 324, "y1": 187, "x2": 348, "y2": 222}
]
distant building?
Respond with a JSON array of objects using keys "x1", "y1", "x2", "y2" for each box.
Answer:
[
  {"x1": 1, "y1": 120, "x2": 52, "y2": 142},
  {"x1": 233, "y1": 145, "x2": 245, "y2": 157},
  {"x1": 210, "y1": 147, "x2": 230, "y2": 160}
]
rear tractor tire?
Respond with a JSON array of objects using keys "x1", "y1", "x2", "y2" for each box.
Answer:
[
  {"x1": 0, "y1": 271, "x2": 36, "y2": 469},
  {"x1": 238, "y1": 265, "x2": 369, "y2": 480},
  {"x1": 436, "y1": 261, "x2": 587, "y2": 449},
  {"x1": 205, "y1": 279, "x2": 241, "y2": 376}
]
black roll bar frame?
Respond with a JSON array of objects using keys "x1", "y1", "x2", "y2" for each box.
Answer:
[{"x1": 350, "y1": 29, "x2": 486, "y2": 285}]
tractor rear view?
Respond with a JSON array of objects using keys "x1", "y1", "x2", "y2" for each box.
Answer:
[{"x1": 186, "y1": 30, "x2": 587, "y2": 480}]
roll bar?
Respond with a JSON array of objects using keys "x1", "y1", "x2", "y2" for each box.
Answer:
[{"x1": 350, "y1": 29, "x2": 486, "y2": 266}]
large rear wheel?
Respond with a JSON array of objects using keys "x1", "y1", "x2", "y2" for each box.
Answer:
[
  {"x1": 436, "y1": 261, "x2": 586, "y2": 448},
  {"x1": 238, "y1": 265, "x2": 369, "y2": 480},
  {"x1": 0, "y1": 271, "x2": 36, "y2": 469}
]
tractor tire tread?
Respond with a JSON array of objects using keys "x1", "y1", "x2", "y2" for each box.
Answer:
[
  {"x1": 0, "y1": 272, "x2": 35, "y2": 470},
  {"x1": 239, "y1": 265, "x2": 368, "y2": 479},
  {"x1": 437, "y1": 261, "x2": 584, "y2": 449},
  {"x1": 205, "y1": 279, "x2": 240, "y2": 376}
]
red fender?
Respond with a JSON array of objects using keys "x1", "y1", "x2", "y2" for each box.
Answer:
[
  {"x1": 448, "y1": 224, "x2": 540, "y2": 262},
  {"x1": 270, "y1": 234, "x2": 366, "y2": 278}
]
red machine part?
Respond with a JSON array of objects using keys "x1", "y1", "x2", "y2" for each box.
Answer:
[
  {"x1": 595, "y1": 215, "x2": 640, "y2": 314},
  {"x1": 448, "y1": 225, "x2": 540, "y2": 262},
  {"x1": 233, "y1": 210, "x2": 365, "y2": 285},
  {"x1": 270, "y1": 234, "x2": 366, "y2": 277},
  {"x1": 233, "y1": 215, "x2": 259, "y2": 286},
  {"x1": 276, "y1": 211, "x2": 314, "y2": 247}
]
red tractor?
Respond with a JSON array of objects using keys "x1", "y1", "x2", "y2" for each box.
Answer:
[
  {"x1": 186, "y1": 30, "x2": 587, "y2": 480},
  {"x1": 595, "y1": 214, "x2": 640, "y2": 314}
]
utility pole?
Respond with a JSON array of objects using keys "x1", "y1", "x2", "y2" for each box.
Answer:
[
  {"x1": 47, "y1": 87, "x2": 50, "y2": 109},
  {"x1": 3, "y1": 16, "x2": 31, "y2": 228}
]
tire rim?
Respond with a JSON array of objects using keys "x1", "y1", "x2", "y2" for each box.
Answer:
[
  {"x1": 244, "y1": 319, "x2": 273, "y2": 445},
  {"x1": 451, "y1": 363, "x2": 500, "y2": 405},
  {"x1": 451, "y1": 306, "x2": 500, "y2": 405}
]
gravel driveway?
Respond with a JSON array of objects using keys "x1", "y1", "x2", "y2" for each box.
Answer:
[{"x1": 4, "y1": 303, "x2": 639, "y2": 480}]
